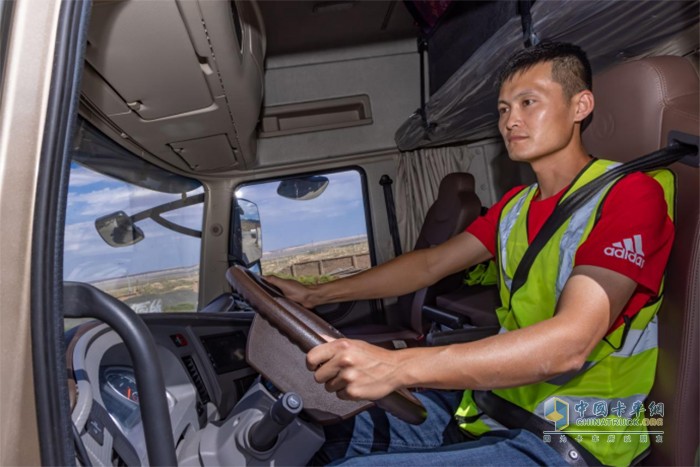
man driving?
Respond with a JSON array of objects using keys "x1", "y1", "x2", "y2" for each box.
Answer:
[{"x1": 268, "y1": 41, "x2": 675, "y2": 466}]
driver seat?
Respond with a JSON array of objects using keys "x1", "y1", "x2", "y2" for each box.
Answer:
[{"x1": 582, "y1": 55, "x2": 699, "y2": 466}]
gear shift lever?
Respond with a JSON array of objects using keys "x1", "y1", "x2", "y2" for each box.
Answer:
[{"x1": 248, "y1": 392, "x2": 303, "y2": 452}]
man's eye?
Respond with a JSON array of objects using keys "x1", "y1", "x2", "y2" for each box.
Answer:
[
  {"x1": 498, "y1": 107, "x2": 509, "y2": 115},
  {"x1": 523, "y1": 99, "x2": 535, "y2": 106}
]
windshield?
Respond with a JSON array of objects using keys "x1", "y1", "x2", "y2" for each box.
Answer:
[{"x1": 64, "y1": 121, "x2": 204, "y2": 314}]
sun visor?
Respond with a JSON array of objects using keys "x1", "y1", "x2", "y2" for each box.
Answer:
[
  {"x1": 72, "y1": 118, "x2": 201, "y2": 194},
  {"x1": 395, "y1": 0, "x2": 699, "y2": 151}
]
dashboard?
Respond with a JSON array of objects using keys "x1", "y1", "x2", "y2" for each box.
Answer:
[{"x1": 67, "y1": 311, "x2": 259, "y2": 465}]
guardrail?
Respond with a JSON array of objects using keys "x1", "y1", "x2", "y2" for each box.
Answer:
[{"x1": 273, "y1": 253, "x2": 370, "y2": 278}]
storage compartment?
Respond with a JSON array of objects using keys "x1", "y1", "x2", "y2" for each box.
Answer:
[
  {"x1": 85, "y1": 1, "x2": 214, "y2": 121},
  {"x1": 80, "y1": 0, "x2": 266, "y2": 172},
  {"x1": 169, "y1": 134, "x2": 239, "y2": 172},
  {"x1": 260, "y1": 95, "x2": 372, "y2": 137}
]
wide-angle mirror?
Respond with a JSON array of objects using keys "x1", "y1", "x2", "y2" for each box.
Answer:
[
  {"x1": 95, "y1": 211, "x2": 145, "y2": 247},
  {"x1": 276, "y1": 176, "x2": 329, "y2": 201}
]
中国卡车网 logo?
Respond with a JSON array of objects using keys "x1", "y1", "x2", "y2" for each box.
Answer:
[{"x1": 544, "y1": 397, "x2": 569, "y2": 430}]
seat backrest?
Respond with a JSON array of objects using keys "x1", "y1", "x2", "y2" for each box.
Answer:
[
  {"x1": 583, "y1": 56, "x2": 699, "y2": 466},
  {"x1": 396, "y1": 172, "x2": 482, "y2": 332}
]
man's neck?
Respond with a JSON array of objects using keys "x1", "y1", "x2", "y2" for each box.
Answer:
[{"x1": 531, "y1": 147, "x2": 592, "y2": 199}]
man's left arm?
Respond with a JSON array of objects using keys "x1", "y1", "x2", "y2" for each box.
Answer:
[{"x1": 307, "y1": 265, "x2": 636, "y2": 401}]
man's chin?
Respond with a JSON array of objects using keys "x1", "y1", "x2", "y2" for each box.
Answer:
[{"x1": 506, "y1": 151, "x2": 531, "y2": 162}]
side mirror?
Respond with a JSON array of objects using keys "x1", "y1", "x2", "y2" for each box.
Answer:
[
  {"x1": 95, "y1": 211, "x2": 144, "y2": 247},
  {"x1": 277, "y1": 176, "x2": 329, "y2": 201},
  {"x1": 233, "y1": 199, "x2": 262, "y2": 267}
]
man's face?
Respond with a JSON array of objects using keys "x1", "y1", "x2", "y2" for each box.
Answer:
[{"x1": 497, "y1": 62, "x2": 579, "y2": 163}]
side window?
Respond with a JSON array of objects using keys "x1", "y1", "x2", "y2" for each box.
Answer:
[
  {"x1": 64, "y1": 121, "x2": 204, "y2": 314},
  {"x1": 0, "y1": 1, "x2": 13, "y2": 103},
  {"x1": 234, "y1": 169, "x2": 372, "y2": 283}
]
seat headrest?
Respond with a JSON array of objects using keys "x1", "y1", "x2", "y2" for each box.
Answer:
[
  {"x1": 430, "y1": 172, "x2": 476, "y2": 222},
  {"x1": 583, "y1": 56, "x2": 699, "y2": 163},
  {"x1": 413, "y1": 172, "x2": 480, "y2": 250},
  {"x1": 439, "y1": 172, "x2": 476, "y2": 197}
]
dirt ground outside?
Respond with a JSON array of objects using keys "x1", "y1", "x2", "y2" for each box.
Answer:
[{"x1": 87, "y1": 239, "x2": 371, "y2": 313}]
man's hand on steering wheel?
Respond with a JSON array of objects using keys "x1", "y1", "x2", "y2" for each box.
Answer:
[
  {"x1": 265, "y1": 275, "x2": 319, "y2": 309},
  {"x1": 265, "y1": 275, "x2": 403, "y2": 401},
  {"x1": 307, "y1": 338, "x2": 404, "y2": 402}
]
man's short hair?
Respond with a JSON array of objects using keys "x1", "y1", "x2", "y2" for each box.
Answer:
[{"x1": 498, "y1": 41, "x2": 592, "y2": 99}]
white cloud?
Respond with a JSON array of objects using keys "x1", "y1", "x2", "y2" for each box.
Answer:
[
  {"x1": 63, "y1": 217, "x2": 202, "y2": 282},
  {"x1": 63, "y1": 165, "x2": 205, "y2": 283},
  {"x1": 67, "y1": 175, "x2": 204, "y2": 220},
  {"x1": 64, "y1": 221, "x2": 99, "y2": 252},
  {"x1": 68, "y1": 186, "x2": 172, "y2": 217},
  {"x1": 68, "y1": 166, "x2": 110, "y2": 187}
]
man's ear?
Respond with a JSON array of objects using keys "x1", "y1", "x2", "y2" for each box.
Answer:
[{"x1": 573, "y1": 90, "x2": 594, "y2": 123}]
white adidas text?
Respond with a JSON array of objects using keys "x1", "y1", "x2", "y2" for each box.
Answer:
[{"x1": 604, "y1": 234, "x2": 645, "y2": 268}]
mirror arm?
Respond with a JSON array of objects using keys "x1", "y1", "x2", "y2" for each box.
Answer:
[
  {"x1": 129, "y1": 193, "x2": 205, "y2": 237},
  {"x1": 131, "y1": 193, "x2": 205, "y2": 222},
  {"x1": 150, "y1": 214, "x2": 202, "y2": 238}
]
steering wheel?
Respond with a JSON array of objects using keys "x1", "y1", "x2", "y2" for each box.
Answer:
[{"x1": 226, "y1": 265, "x2": 427, "y2": 425}]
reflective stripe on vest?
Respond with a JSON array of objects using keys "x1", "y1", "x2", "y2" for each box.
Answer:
[
  {"x1": 457, "y1": 160, "x2": 676, "y2": 467},
  {"x1": 497, "y1": 161, "x2": 621, "y2": 314}
]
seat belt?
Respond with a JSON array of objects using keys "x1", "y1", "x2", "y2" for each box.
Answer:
[
  {"x1": 510, "y1": 141, "x2": 695, "y2": 298},
  {"x1": 473, "y1": 390, "x2": 599, "y2": 466},
  {"x1": 417, "y1": 35, "x2": 431, "y2": 130},
  {"x1": 380, "y1": 175, "x2": 403, "y2": 258}
]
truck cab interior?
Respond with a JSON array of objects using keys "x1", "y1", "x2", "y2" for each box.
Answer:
[{"x1": 1, "y1": 1, "x2": 698, "y2": 466}]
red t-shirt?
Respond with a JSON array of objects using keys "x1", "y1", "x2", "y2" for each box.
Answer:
[{"x1": 466, "y1": 172, "x2": 674, "y2": 328}]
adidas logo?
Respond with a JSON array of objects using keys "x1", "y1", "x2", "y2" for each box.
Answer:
[{"x1": 604, "y1": 234, "x2": 645, "y2": 267}]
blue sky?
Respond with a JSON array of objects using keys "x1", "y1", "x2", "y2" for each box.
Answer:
[
  {"x1": 64, "y1": 164, "x2": 368, "y2": 282},
  {"x1": 64, "y1": 163, "x2": 204, "y2": 282},
  {"x1": 236, "y1": 170, "x2": 368, "y2": 252}
]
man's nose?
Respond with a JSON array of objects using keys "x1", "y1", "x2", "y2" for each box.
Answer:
[{"x1": 504, "y1": 108, "x2": 521, "y2": 130}]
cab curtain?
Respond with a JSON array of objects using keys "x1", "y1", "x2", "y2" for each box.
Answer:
[{"x1": 395, "y1": 145, "x2": 473, "y2": 252}]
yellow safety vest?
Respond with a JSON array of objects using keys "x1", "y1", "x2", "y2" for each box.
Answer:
[{"x1": 455, "y1": 159, "x2": 675, "y2": 467}]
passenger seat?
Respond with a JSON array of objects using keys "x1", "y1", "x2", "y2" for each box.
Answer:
[{"x1": 341, "y1": 172, "x2": 482, "y2": 345}]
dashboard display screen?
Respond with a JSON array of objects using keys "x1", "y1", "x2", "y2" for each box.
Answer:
[{"x1": 200, "y1": 331, "x2": 248, "y2": 374}]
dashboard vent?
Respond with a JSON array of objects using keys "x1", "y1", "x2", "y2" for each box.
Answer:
[{"x1": 181, "y1": 356, "x2": 211, "y2": 405}]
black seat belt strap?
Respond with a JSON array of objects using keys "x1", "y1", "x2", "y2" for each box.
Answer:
[
  {"x1": 509, "y1": 141, "x2": 695, "y2": 298},
  {"x1": 417, "y1": 35, "x2": 430, "y2": 130},
  {"x1": 380, "y1": 175, "x2": 403, "y2": 258},
  {"x1": 473, "y1": 390, "x2": 601, "y2": 466}
]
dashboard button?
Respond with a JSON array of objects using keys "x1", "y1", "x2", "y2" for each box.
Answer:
[{"x1": 170, "y1": 333, "x2": 188, "y2": 347}]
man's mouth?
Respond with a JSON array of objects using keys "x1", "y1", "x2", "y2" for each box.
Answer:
[{"x1": 507, "y1": 135, "x2": 527, "y2": 143}]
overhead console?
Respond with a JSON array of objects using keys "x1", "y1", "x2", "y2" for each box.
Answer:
[{"x1": 81, "y1": 0, "x2": 265, "y2": 173}]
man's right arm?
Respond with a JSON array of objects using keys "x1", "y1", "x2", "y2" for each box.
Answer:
[{"x1": 266, "y1": 231, "x2": 492, "y2": 308}]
